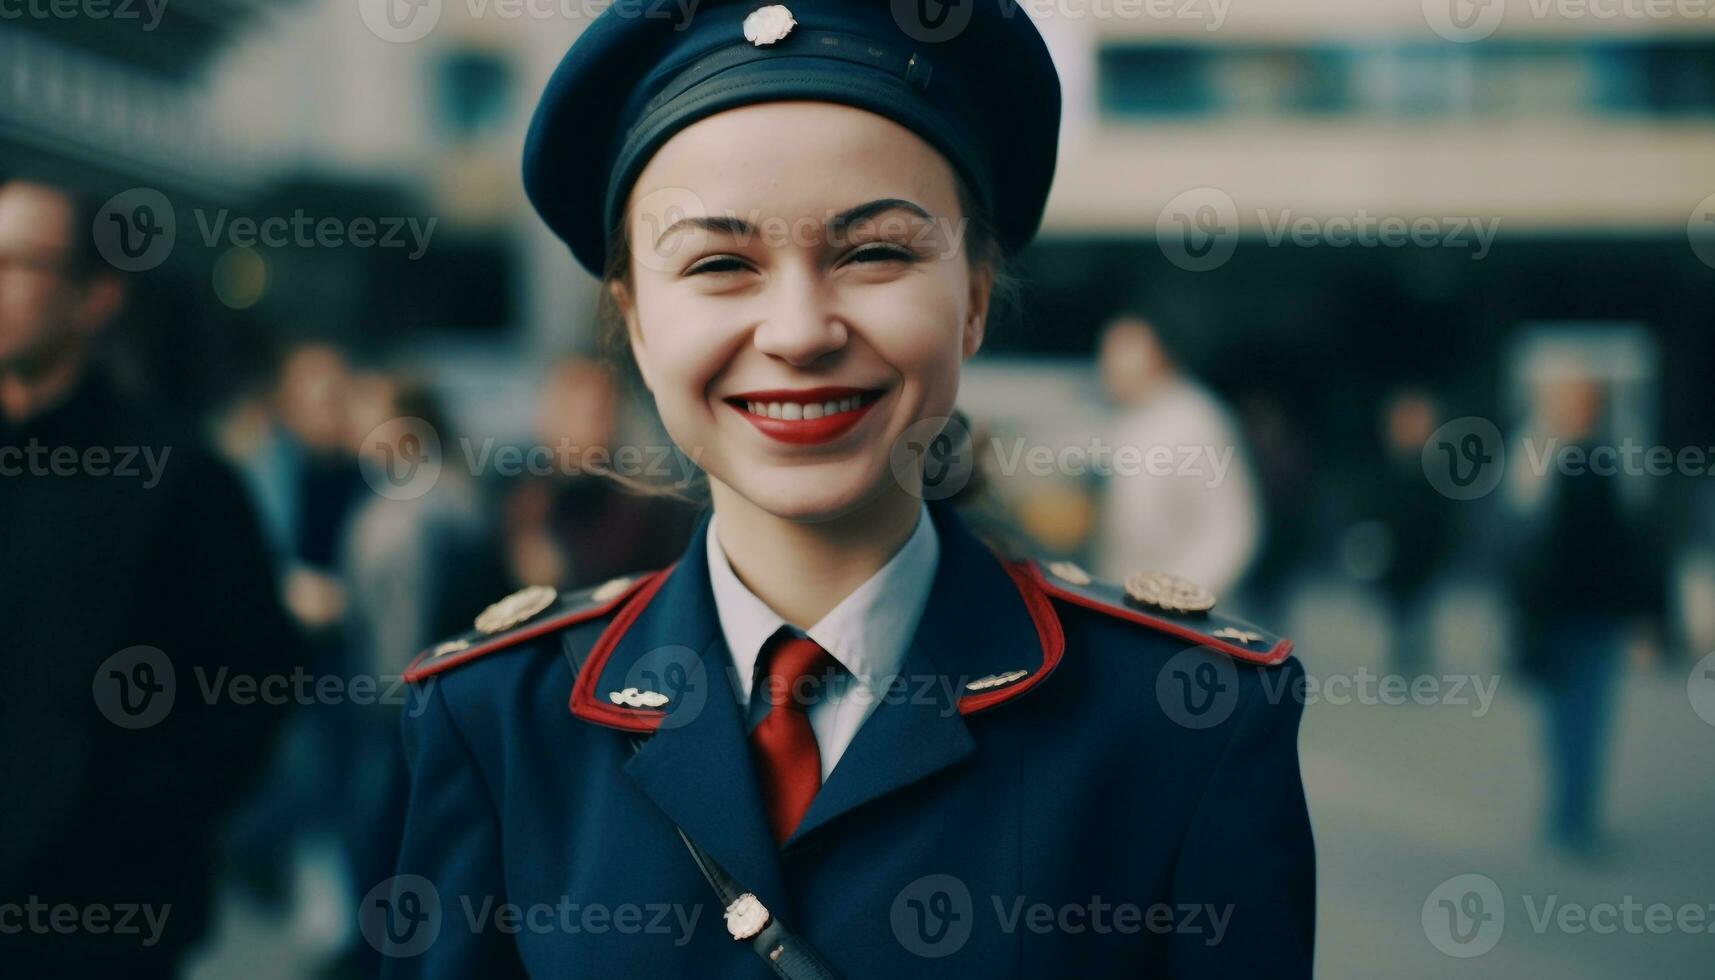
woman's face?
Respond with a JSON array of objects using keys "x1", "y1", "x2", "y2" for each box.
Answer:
[{"x1": 615, "y1": 101, "x2": 990, "y2": 522}]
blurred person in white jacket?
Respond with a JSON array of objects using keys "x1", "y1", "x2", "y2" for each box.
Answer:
[{"x1": 1094, "y1": 315, "x2": 1261, "y2": 597}]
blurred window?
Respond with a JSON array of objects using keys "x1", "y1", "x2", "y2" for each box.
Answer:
[{"x1": 1098, "y1": 40, "x2": 1715, "y2": 120}]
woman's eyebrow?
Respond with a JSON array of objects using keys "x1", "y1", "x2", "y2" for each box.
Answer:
[
  {"x1": 650, "y1": 198, "x2": 933, "y2": 249},
  {"x1": 653, "y1": 213, "x2": 754, "y2": 249},
  {"x1": 828, "y1": 198, "x2": 932, "y2": 236}
]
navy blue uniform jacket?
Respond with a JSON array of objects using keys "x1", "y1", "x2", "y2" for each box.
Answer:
[{"x1": 383, "y1": 501, "x2": 1314, "y2": 977}]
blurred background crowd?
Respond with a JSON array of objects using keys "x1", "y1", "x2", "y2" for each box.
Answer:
[{"x1": 2, "y1": 1, "x2": 1714, "y2": 978}]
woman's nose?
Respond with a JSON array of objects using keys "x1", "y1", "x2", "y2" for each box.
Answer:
[{"x1": 750, "y1": 270, "x2": 848, "y2": 367}]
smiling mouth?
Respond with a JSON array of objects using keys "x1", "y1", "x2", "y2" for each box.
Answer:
[{"x1": 722, "y1": 386, "x2": 887, "y2": 445}]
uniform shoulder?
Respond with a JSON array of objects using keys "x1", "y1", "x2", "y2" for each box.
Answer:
[
  {"x1": 1022, "y1": 559, "x2": 1293, "y2": 666},
  {"x1": 402, "y1": 570, "x2": 665, "y2": 683}
]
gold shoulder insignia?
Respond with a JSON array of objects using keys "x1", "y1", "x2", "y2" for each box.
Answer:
[
  {"x1": 1028, "y1": 560, "x2": 1292, "y2": 665},
  {"x1": 403, "y1": 573, "x2": 659, "y2": 683}
]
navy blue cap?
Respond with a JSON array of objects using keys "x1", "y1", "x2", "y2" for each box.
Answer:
[{"x1": 523, "y1": 0, "x2": 1062, "y2": 277}]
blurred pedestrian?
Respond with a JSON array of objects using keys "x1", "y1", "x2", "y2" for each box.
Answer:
[
  {"x1": 327, "y1": 375, "x2": 502, "y2": 976},
  {"x1": 222, "y1": 341, "x2": 368, "y2": 933},
  {"x1": 1358, "y1": 388, "x2": 1457, "y2": 671},
  {"x1": 0, "y1": 179, "x2": 300, "y2": 976},
  {"x1": 1093, "y1": 314, "x2": 1261, "y2": 597},
  {"x1": 275, "y1": 342, "x2": 366, "y2": 631},
  {"x1": 501, "y1": 355, "x2": 697, "y2": 590},
  {"x1": 1506, "y1": 369, "x2": 1663, "y2": 857}
]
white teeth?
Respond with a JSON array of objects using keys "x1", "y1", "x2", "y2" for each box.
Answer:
[{"x1": 740, "y1": 394, "x2": 871, "y2": 419}]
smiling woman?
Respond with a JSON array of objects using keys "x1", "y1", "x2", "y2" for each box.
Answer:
[{"x1": 386, "y1": 2, "x2": 1314, "y2": 978}]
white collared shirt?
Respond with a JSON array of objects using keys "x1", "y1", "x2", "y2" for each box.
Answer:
[{"x1": 705, "y1": 503, "x2": 940, "y2": 781}]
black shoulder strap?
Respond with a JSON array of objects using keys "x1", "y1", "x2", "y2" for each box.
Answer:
[
  {"x1": 623, "y1": 735, "x2": 842, "y2": 979},
  {"x1": 561, "y1": 633, "x2": 841, "y2": 979}
]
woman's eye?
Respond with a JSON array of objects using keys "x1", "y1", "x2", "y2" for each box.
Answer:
[
  {"x1": 847, "y1": 243, "x2": 917, "y2": 265},
  {"x1": 684, "y1": 256, "x2": 748, "y2": 276}
]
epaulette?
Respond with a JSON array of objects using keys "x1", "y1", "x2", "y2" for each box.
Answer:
[
  {"x1": 402, "y1": 570, "x2": 664, "y2": 683},
  {"x1": 1022, "y1": 559, "x2": 1292, "y2": 665}
]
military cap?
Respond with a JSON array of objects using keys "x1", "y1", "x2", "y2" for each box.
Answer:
[{"x1": 522, "y1": 0, "x2": 1062, "y2": 277}]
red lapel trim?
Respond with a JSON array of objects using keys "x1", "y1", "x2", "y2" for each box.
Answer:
[
  {"x1": 1026, "y1": 562, "x2": 1292, "y2": 665},
  {"x1": 402, "y1": 574, "x2": 656, "y2": 684},
  {"x1": 567, "y1": 564, "x2": 677, "y2": 732},
  {"x1": 956, "y1": 559, "x2": 1067, "y2": 715},
  {"x1": 564, "y1": 557, "x2": 1072, "y2": 726}
]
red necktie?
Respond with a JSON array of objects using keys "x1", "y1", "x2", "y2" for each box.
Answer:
[{"x1": 749, "y1": 633, "x2": 839, "y2": 844}]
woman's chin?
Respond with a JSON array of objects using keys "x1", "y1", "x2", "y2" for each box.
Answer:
[{"x1": 725, "y1": 461, "x2": 903, "y2": 525}]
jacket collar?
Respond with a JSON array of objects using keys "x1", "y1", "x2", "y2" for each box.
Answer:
[
  {"x1": 706, "y1": 501, "x2": 939, "y2": 709},
  {"x1": 566, "y1": 500, "x2": 1063, "y2": 909}
]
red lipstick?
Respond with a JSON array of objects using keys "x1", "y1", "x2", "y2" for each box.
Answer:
[{"x1": 724, "y1": 386, "x2": 885, "y2": 446}]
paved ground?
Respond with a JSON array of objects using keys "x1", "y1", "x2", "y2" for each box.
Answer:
[
  {"x1": 185, "y1": 580, "x2": 1715, "y2": 979},
  {"x1": 1295, "y1": 580, "x2": 1715, "y2": 979}
]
